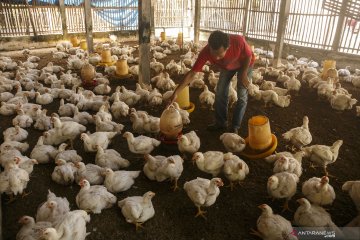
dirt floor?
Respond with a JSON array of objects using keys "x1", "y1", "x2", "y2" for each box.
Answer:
[{"x1": 1, "y1": 43, "x2": 360, "y2": 240}]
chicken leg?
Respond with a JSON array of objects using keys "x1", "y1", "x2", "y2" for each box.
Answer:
[
  {"x1": 6, "y1": 193, "x2": 16, "y2": 204},
  {"x1": 195, "y1": 206, "x2": 207, "y2": 219},
  {"x1": 324, "y1": 166, "x2": 335, "y2": 178},
  {"x1": 22, "y1": 190, "x2": 31, "y2": 198},
  {"x1": 281, "y1": 199, "x2": 292, "y2": 213},
  {"x1": 133, "y1": 222, "x2": 144, "y2": 231},
  {"x1": 172, "y1": 178, "x2": 179, "y2": 191},
  {"x1": 250, "y1": 228, "x2": 263, "y2": 239}
]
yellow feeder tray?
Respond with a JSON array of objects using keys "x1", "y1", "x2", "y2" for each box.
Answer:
[
  {"x1": 97, "y1": 61, "x2": 117, "y2": 67},
  {"x1": 113, "y1": 73, "x2": 133, "y2": 79},
  {"x1": 240, "y1": 134, "x2": 277, "y2": 160},
  {"x1": 176, "y1": 85, "x2": 195, "y2": 113}
]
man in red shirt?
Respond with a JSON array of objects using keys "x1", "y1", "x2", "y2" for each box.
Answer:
[{"x1": 169, "y1": 30, "x2": 255, "y2": 133}]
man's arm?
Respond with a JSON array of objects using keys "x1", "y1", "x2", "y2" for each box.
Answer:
[
  {"x1": 238, "y1": 55, "x2": 252, "y2": 88},
  {"x1": 167, "y1": 70, "x2": 196, "y2": 106}
]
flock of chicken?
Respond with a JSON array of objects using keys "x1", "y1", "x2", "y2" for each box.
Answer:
[{"x1": 0, "y1": 35, "x2": 359, "y2": 240}]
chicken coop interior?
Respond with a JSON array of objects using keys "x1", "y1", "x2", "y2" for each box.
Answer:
[{"x1": 1, "y1": 0, "x2": 360, "y2": 239}]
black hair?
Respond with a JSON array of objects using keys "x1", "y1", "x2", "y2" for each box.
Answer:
[{"x1": 208, "y1": 31, "x2": 229, "y2": 50}]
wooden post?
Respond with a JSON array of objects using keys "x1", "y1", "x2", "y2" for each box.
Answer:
[
  {"x1": 194, "y1": 0, "x2": 201, "y2": 44},
  {"x1": 242, "y1": 0, "x2": 251, "y2": 36},
  {"x1": 59, "y1": 0, "x2": 68, "y2": 38},
  {"x1": 150, "y1": 0, "x2": 155, "y2": 41},
  {"x1": 83, "y1": 0, "x2": 94, "y2": 53},
  {"x1": 25, "y1": 0, "x2": 37, "y2": 37},
  {"x1": 273, "y1": 0, "x2": 291, "y2": 67},
  {"x1": 332, "y1": 0, "x2": 349, "y2": 51},
  {"x1": 138, "y1": 0, "x2": 151, "y2": 86}
]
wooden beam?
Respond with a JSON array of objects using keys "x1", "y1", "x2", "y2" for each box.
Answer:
[
  {"x1": 58, "y1": 0, "x2": 68, "y2": 38},
  {"x1": 25, "y1": 0, "x2": 37, "y2": 37},
  {"x1": 332, "y1": 0, "x2": 349, "y2": 51},
  {"x1": 242, "y1": 0, "x2": 251, "y2": 36},
  {"x1": 194, "y1": 0, "x2": 201, "y2": 44},
  {"x1": 273, "y1": 0, "x2": 291, "y2": 67},
  {"x1": 83, "y1": 0, "x2": 94, "y2": 53},
  {"x1": 138, "y1": 0, "x2": 151, "y2": 86},
  {"x1": 150, "y1": 0, "x2": 155, "y2": 41}
]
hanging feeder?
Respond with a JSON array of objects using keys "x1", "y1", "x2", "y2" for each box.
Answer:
[
  {"x1": 176, "y1": 85, "x2": 195, "y2": 113},
  {"x1": 98, "y1": 48, "x2": 116, "y2": 67},
  {"x1": 70, "y1": 36, "x2": 80, "y2": 47},
  {"x1": 159, "y1": 104, "x2": 183, "y2": 144},
  {"x1": 114, "y1": 58, "x2": 132, "y2": 79},
  {"x1": 80, "y1": 63, "x2": 97, "y2": 89},
  {"x1": 240, "y1": 115, "x2": 277, "y2": 160},
  {"x1": 79, "y1": 40, "x2": 87, "y2": 51}
]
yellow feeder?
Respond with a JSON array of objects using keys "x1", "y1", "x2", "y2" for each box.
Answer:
[
  {"x1": 240, "y1": 115, "x2": 277, "y2": 160},
  {"x1": 176, "y1": 32, "x2": 183, "y2": 47},
  {"x1": 115, "y1": 59, "x2": 130, "y2": 77},
  {"x1": 321, "y1": 60, "x2": 336, "y2": 80},
  {"x1": 160, "y1": 31, "x2": 166, "y2": 41},
  {"x1": 248, "y1": 116, "x2": 272, "y2": 151},
  {"x1": 70, "y1": 36, "x2": 80, "y2": 47},
  {"x1": 79, "y1": 40, "x2": 87, "y2": 51},
  {"x1": 159, "y1": 104, "x2": 183, "y2": 142},
  {"x1": 176, "y1": 86, "x2": 195, "y2": 113},
  {"x1": 98, "y1": 49, "x2": 116, "y2": 67}
]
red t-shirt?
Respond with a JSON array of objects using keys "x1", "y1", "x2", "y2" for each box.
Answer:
[{"x1": 191, "y1": 34, "x2": 255, "y2": 72}]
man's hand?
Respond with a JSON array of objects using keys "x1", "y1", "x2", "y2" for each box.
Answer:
[{"x1": 241, "y1": 73, "x2": 250, "y2": 89}]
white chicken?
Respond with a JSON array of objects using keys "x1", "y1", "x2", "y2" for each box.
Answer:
[
  {"x1": 94, "y1": 115, "x2": 124, "y2": 132},
  {"x1": 223, "y1": 152, "x2": 249, "y2": 190},
  {"x1": 172, "y1": 102, "x2": 190, "y2": 125},
  {"x1": 111, "y1": 93, "x2": 129, "y2": 119},
  {"x1": 76, "y1": 179, "x2": 116, "y2": 214},
  {"x1": 120, "y1": 86, "x2": 141, "y2": 106},
  {"x1": 80, "y1": 131, "x2": 118, "y2": 152},
  {"x1": 302, "y1": 140, "x2": 343, "y2": 176},
  {"x1": 74, "y1": 162, "x2": 105, "y2": 185},
  {"x1": 199, "y1": 85, "x2": 215, "y2": 110},
  {"x1": 41, "y1": 210, "x2": 90, "y2": 240},
  {"x1": 208, "y1": 70, "x2": 219, "y2": 87},
  {"x1": 153, "y1": 72, "x2": 176, "y2": 91},
  {"x1": 192, "y1": 151, "x2": 224, "y2": 177},
  {"x1": 219, "y1": 132, "x2": 246, "y2": 153},
  {"x1": 253, "y1": 89, "x2": 279, "y2": 107},
  {"x1": 55, "y1": 143, "x2": 82, "y2": 163},
  {"x1": 36, "y1": 189, "x2": 70, "y2": 224},
  {"x1": 95, "y1": 145, "x2": 130, "y2": 170},
  {"x1": 118, "y1": 191, "x2": 155, "y2": 230},
  {"x1": 147, "y1": 88, "x2": 163, "y2": 106},
  {"x1": 58, "y1": 99, "x2": 76, "y2": 117},
  {"x1": 177, "y1": 131, "x2": 200, "y2": 157},
  {"x1": 302, "y1": 176, "x2": 335, "y2": 206},
  {"x1": 342, "y1": 181, "x2": 360, "y2": 212},
  {"x1": 12, "y1": 109, "x2": 33, "y2": 128},
  {"x1": 35, "y1": 91, "x2": 53, "y2": 105},
  {"x1": 150, "y1": 58, "x2": 164, "y2": 72},
  {"x1": 123, "y1": 131, "x2": 161, "y2": 154},
  {"x1": 16, "y1": 216, "x2": 52, "y2": 240},
  {"x1": 330, "y1": 93, "x2": 357, "y2": 111},
  {"x1": 30, "y1": 136, "x2": 57, "y2": 164},
  {"x1": 0, "y1": 158, "x2": 29, "y2": 202},
  {"x1": 103, "y1": 168, "x2": 140, "y2": 193},
  {"x1": 51, "y1": 116, "x2": 86, "y2": 147},
  {"x1": 294, "y1": 198, "x2": 340, "y2": 232},
  {"x1": 3, "y1": 125, "x2": 28, "y2": 142},
  {"x1": 183, "y1": 177, "x2": 224, "y2": 219},
  {"x1": 143, "y1": 154, "x2": 184, "y2": 190},
  {"x1": 267, "y1": 172, "x2": 299, "y2": 212},
  {"x1": 273, "y1": 155, "x2": 302, "y2": 177},
  {"x1": 251, "y1": 204, "x2": 297, "y2": 240},
  {"x1": 51, "y1": 159, "x2": 77, "y2": 185},
  {"x1": 93, "y1": 83, "x2": 111, "y2": 95},
  {"x1": 284, "y1": 74, "x2": 301, "y2": 92},
  {"x1": 282, "y1": 116, "x2": 312, "y2": 150}
]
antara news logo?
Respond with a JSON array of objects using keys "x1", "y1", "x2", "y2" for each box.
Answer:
[{"x1": 289, "y1": 229, "x2": 336, "y2": 239}]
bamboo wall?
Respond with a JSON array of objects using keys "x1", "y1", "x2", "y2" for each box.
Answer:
[{"x1": 200, "y1": 0, "x2": 360, "y2": 55}]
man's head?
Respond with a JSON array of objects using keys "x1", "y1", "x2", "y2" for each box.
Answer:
[{"x1": 208, "y1": 30, "x2": 229, "y2": 60}]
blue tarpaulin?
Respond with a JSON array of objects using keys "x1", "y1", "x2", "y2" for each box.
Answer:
[{"x1": 12, "y1": 0, "x2": 139, "y2": 27}]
